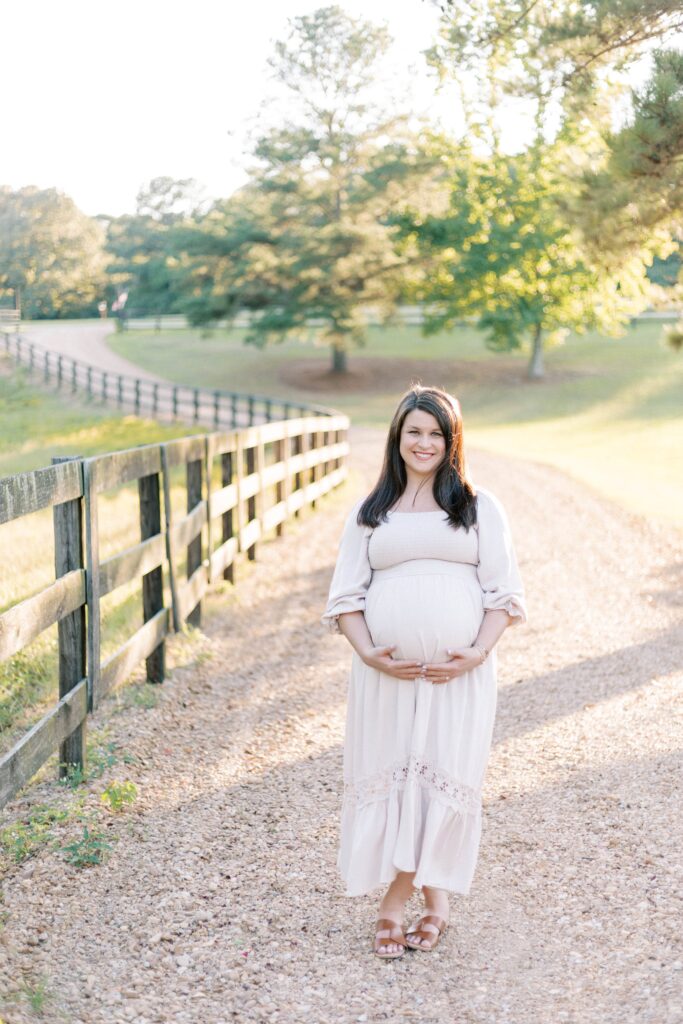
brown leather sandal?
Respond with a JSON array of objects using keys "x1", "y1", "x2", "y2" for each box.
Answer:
[
  {"x1": 373, "y1": 918, "x2": 407, "y2": 959},
  {"x1": 404, "y1": 914, "x2": 448, "y2": 951}
]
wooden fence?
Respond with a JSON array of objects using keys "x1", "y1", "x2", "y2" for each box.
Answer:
[
  {"x1": 0, "y1": 415, "x2": 349, "y2": 808},
  {"x1": 2, "y1": 333, "x2": 335, "y2": 428}
]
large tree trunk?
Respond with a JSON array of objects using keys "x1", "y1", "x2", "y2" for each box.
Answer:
[
  {"x1": 528, "y1": 324, "x2": 544, "y2": 379},
  {"x1": 331, "y1": 344, "x2": 348, "y2": 373}
]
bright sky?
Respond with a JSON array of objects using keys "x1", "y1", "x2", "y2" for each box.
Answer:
[
  {"x1": 1, "y1": 0, "x2": 449, "y2": 215},
  {"x1": 1, "y1": 0, "x2": 655, "y2": 218}
]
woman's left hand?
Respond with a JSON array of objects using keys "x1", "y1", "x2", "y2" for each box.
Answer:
[{"x1": 419, "y1": 646, "x2": 484, "y2": 684}]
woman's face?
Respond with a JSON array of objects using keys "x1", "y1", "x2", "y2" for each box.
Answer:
[{"x1": 399, "y1": 408, "x2": 447, "y2": 479}]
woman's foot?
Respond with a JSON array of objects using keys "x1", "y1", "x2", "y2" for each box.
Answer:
[
  {"x1": 373, "y1": 915, "x2": 407, "y2": 958},
  {"x1": 374, "y1": 871, "x2": 415, "y2": 956},
  {"x1": 406, "y1": 887, "x2": 450, "y2": 949}
]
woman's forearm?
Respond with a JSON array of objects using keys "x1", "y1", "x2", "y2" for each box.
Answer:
[
  {"x1": 337, "y1": 610, "x2": 375, "y2": 658},
  {"x1": 473, "y1": 609, "x2": 514, "y2": 653}
]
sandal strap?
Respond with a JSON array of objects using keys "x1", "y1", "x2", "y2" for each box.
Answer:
[
  {"x1": 407, "y1": 914, "x2": 447, "y2": 939},
  {"x1": 375, "y1": 919, "x2": 406, "y2": 948}
]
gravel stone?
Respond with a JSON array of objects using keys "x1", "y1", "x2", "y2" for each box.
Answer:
[{"x1": 0, "y1": 428, "x2": 681, "y2": 1024}]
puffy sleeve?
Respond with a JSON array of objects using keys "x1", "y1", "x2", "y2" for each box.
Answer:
[
  {"x1": 475, "y1": 488, "x2": 527, "y2": 625},
  {"x1": 321, "y1": 498, "x2": 373, "y2": 634}
]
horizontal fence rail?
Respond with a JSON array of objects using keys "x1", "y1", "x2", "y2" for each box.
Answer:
[
  {"x1": 2, "y1": 333, "x2": 336, "y2": 428},
  {"x1": 0, "y1": 414, "x2": 349, "y2": 807}
]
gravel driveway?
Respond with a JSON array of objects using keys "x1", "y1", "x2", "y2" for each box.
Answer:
[
  {"x1": 18, "y1": 321, "x2": 165, "y2": 384},
  {"x1": 0, "y1": 428, "x2": 681, "y2": 1024}
]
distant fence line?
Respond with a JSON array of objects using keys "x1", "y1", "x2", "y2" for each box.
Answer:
[
  {"x1": 0, "y1": 413, "x2": 349, "y2": 808},
  {"x1": 1, "y1": 333, "x2": 335, "y2": 429},
  {"x1": 94, "y1": 308, "x2": 683, "y2": 332}
]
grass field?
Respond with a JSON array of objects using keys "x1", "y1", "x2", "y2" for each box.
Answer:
[
  {"x1": 110, "y1": 319, "x2": 683, "y2": 529},
  {"x1": 0, "y1": 360, "x2": 196, "y2": 757}
]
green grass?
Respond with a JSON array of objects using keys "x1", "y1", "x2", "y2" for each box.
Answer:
[
  {"x1": 109, "y1": 319, "x2": 683, "y2": 529},
  {"x1": 0, "y1": 360, "x2": 194, "y2": 755}
]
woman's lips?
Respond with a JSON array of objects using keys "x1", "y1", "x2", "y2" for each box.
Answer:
[{"x1": 413, "y1": 451, "x2": 434, "y2": 460}]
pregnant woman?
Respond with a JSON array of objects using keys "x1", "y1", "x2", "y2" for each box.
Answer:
[{"x1": 321, "y1": 385, "x2": 527, "y2": 959}]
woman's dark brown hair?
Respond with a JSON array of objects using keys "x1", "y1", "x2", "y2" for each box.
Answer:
[{"x1": 357, "y1": 385, "x2": 477, "y2": 530}]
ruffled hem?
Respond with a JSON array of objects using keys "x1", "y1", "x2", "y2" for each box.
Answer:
[
  {"x1": 337, "y1": 777, "x2": 482, "y2": 897},
  {"x1": 320, "y1": 601, "x2": 366, "y2": 634},
  {"x1": 482, "y1": 595, "x2": 527, "y2": 624}
]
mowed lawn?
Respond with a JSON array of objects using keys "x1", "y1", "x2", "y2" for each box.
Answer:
[{"x1": 111, "y1": 319, "x2": 683, "y2": 529}]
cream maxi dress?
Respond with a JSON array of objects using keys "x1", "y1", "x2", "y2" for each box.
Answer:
[{"x1": 321, "y1": 487, "x2": 527, "y2": 898}]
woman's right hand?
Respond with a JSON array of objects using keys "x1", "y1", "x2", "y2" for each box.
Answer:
[{"x1": 361, "y1": 645, "x2": 423, "y2": 680}]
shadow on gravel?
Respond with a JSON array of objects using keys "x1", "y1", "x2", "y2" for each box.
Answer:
[{"x1": 494, "y1": 625, "x2": 682, "y2": 745}]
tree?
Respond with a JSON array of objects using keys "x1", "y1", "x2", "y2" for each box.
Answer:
[
  {"x1": 435, "y1": 0, "x2": 683, "y2": 92},
  {"x1": 411, "y1": 1, "x2": 679, "y2": 376},
  {"x1": 176, "y1": 6, "x2": 433, "y2": 372},
  {"x1": 0, "y1": 186, "x2": 107, "y2": 318},
  {"x1": 105, "y1": 177, "x2": 205, "y2": 319},
  {"x1": 400, "y1": 139, "x2": 660, "y2": 378}
]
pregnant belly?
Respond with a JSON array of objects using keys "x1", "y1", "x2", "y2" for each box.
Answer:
[{"x1": 364, "y1": 566, "x2": 484, "y2": 663}]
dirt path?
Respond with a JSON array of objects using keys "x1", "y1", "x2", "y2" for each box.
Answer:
[
  {"x1": 19, "y1": 322, "x2": 166, "y2": 384},
  {"x1": 1, "y1": 429, "x2": 681, "y2": 1024}
]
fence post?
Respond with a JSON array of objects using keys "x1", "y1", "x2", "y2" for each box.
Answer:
[
  {"x1": 71, "y1": 361, "x2": 77, "y2": 393},
  {"x1": 117, "y1": 375, "x2": 123, "y2": 408},
  {"x1": 255, "y1": 432, "x2": 265, "y2": 536},
  {"x1": 236, "y1": 432, "x2": 245, "y2": 560},
  {"x1": 152, "y1": 382, "x2": 159, "y2": 417},
  {"x1": 82, "y1": 459, "x2": 101, "y2": 711},
  {"x1": 300, "y1": 427, "x2": 311, "y2": 511},
  {"x1": 204, "y1": 436, "x2": 214, "y2": 584},
  {"x1": 213, "y1": 391, "x2": 220, "y2": 429},
  {"x1": 102, "y1": 371, "x2": 108, "y2": 403},
  {"x1": 44, "y1": 351, "x2": 50, "y2": 385},
  {"x1": 193, "y1": 388, "x2": 200, "y2": 423},
  {"x1": 221, "y1": 446, "x2": 234, "y2": 583},
  {"x1": 293, "y1": 428, "x2": 303, "y2": 519},
  {"x1": 245, "y1": 443, "x2": 257, "y2": 561},
  {"x1": 52, "y1": 455, "x2": 87, "y2": 779},
  {"x1": 29, "y1": 344, "x2": 35, "y2": 373},
  {"x1": 186, "y1": 456, "x2": 203, "y2": 626},
  {"x1": 231, "y1": 394, "x2": 238, "y2": 428},
  {"x1": 134, "y1": 379, "x2": 141, "y2": 416},
  {"x1": 310, "y1": 424, "x2": 320, "y2": 509},
  {"x1": 86, "y1": 365, "x2": 93, "y2": 400},
  {"x1": 160, "y1": 445, "x2": 181, "y2": 632},
  {"x1": 138, "y1": 467, "x2": 165, "y2": 683},
  {"x1": 248, "y1": 395, "x2": 255, "y2": 426},
  {"x1": 172, "y1": 386, "x2": 179, "y2": 419},
  {"x1": 276, "y1": 433, "x2": 289, "y2": 538}
]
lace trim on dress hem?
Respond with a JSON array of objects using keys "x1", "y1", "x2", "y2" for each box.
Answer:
[{"x1": 343, "y1": 754, "x2": 482, "y2": 814}]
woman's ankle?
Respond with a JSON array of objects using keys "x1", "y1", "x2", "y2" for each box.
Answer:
[{"x1": 421, "y1": 887, "x2": 450, "y2": 918}]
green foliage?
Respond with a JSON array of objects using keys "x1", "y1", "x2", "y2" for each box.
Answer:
[
  {"x1": 175, "y1": 6, "x2": 434, "y2": 371},
  {"x1": 105, "y1": 176, "x2": 206, "y2": 318},
  {"x1": 58, "y1": 762, "x2": 88, "y2": 789},
  {"x1": 100, "y1": 780, "x2": 138, "y2": 812},
  {"x1": 400, "y1": 140, "x2": 657, "y2": 376},
  {"x1": 19, "y1": 976, "x2": 52, "y2": 1013},
  {"x1": 62, "y1": 825, "x2": 114, "y2": 867},
  {"x1": 0, "y1": 186, "x2": 107, "y2": 318},
  {"x1": 0, "y1": 805, "x2": 71, "y2": 862}
]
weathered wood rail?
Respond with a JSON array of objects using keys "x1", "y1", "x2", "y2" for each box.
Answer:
[
  {"x1": 2, "y1": 333, "x2": 335, "y2": 427},
  {"x1": 0, "y1": 415, "x2": 349, "y2": 807}
]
